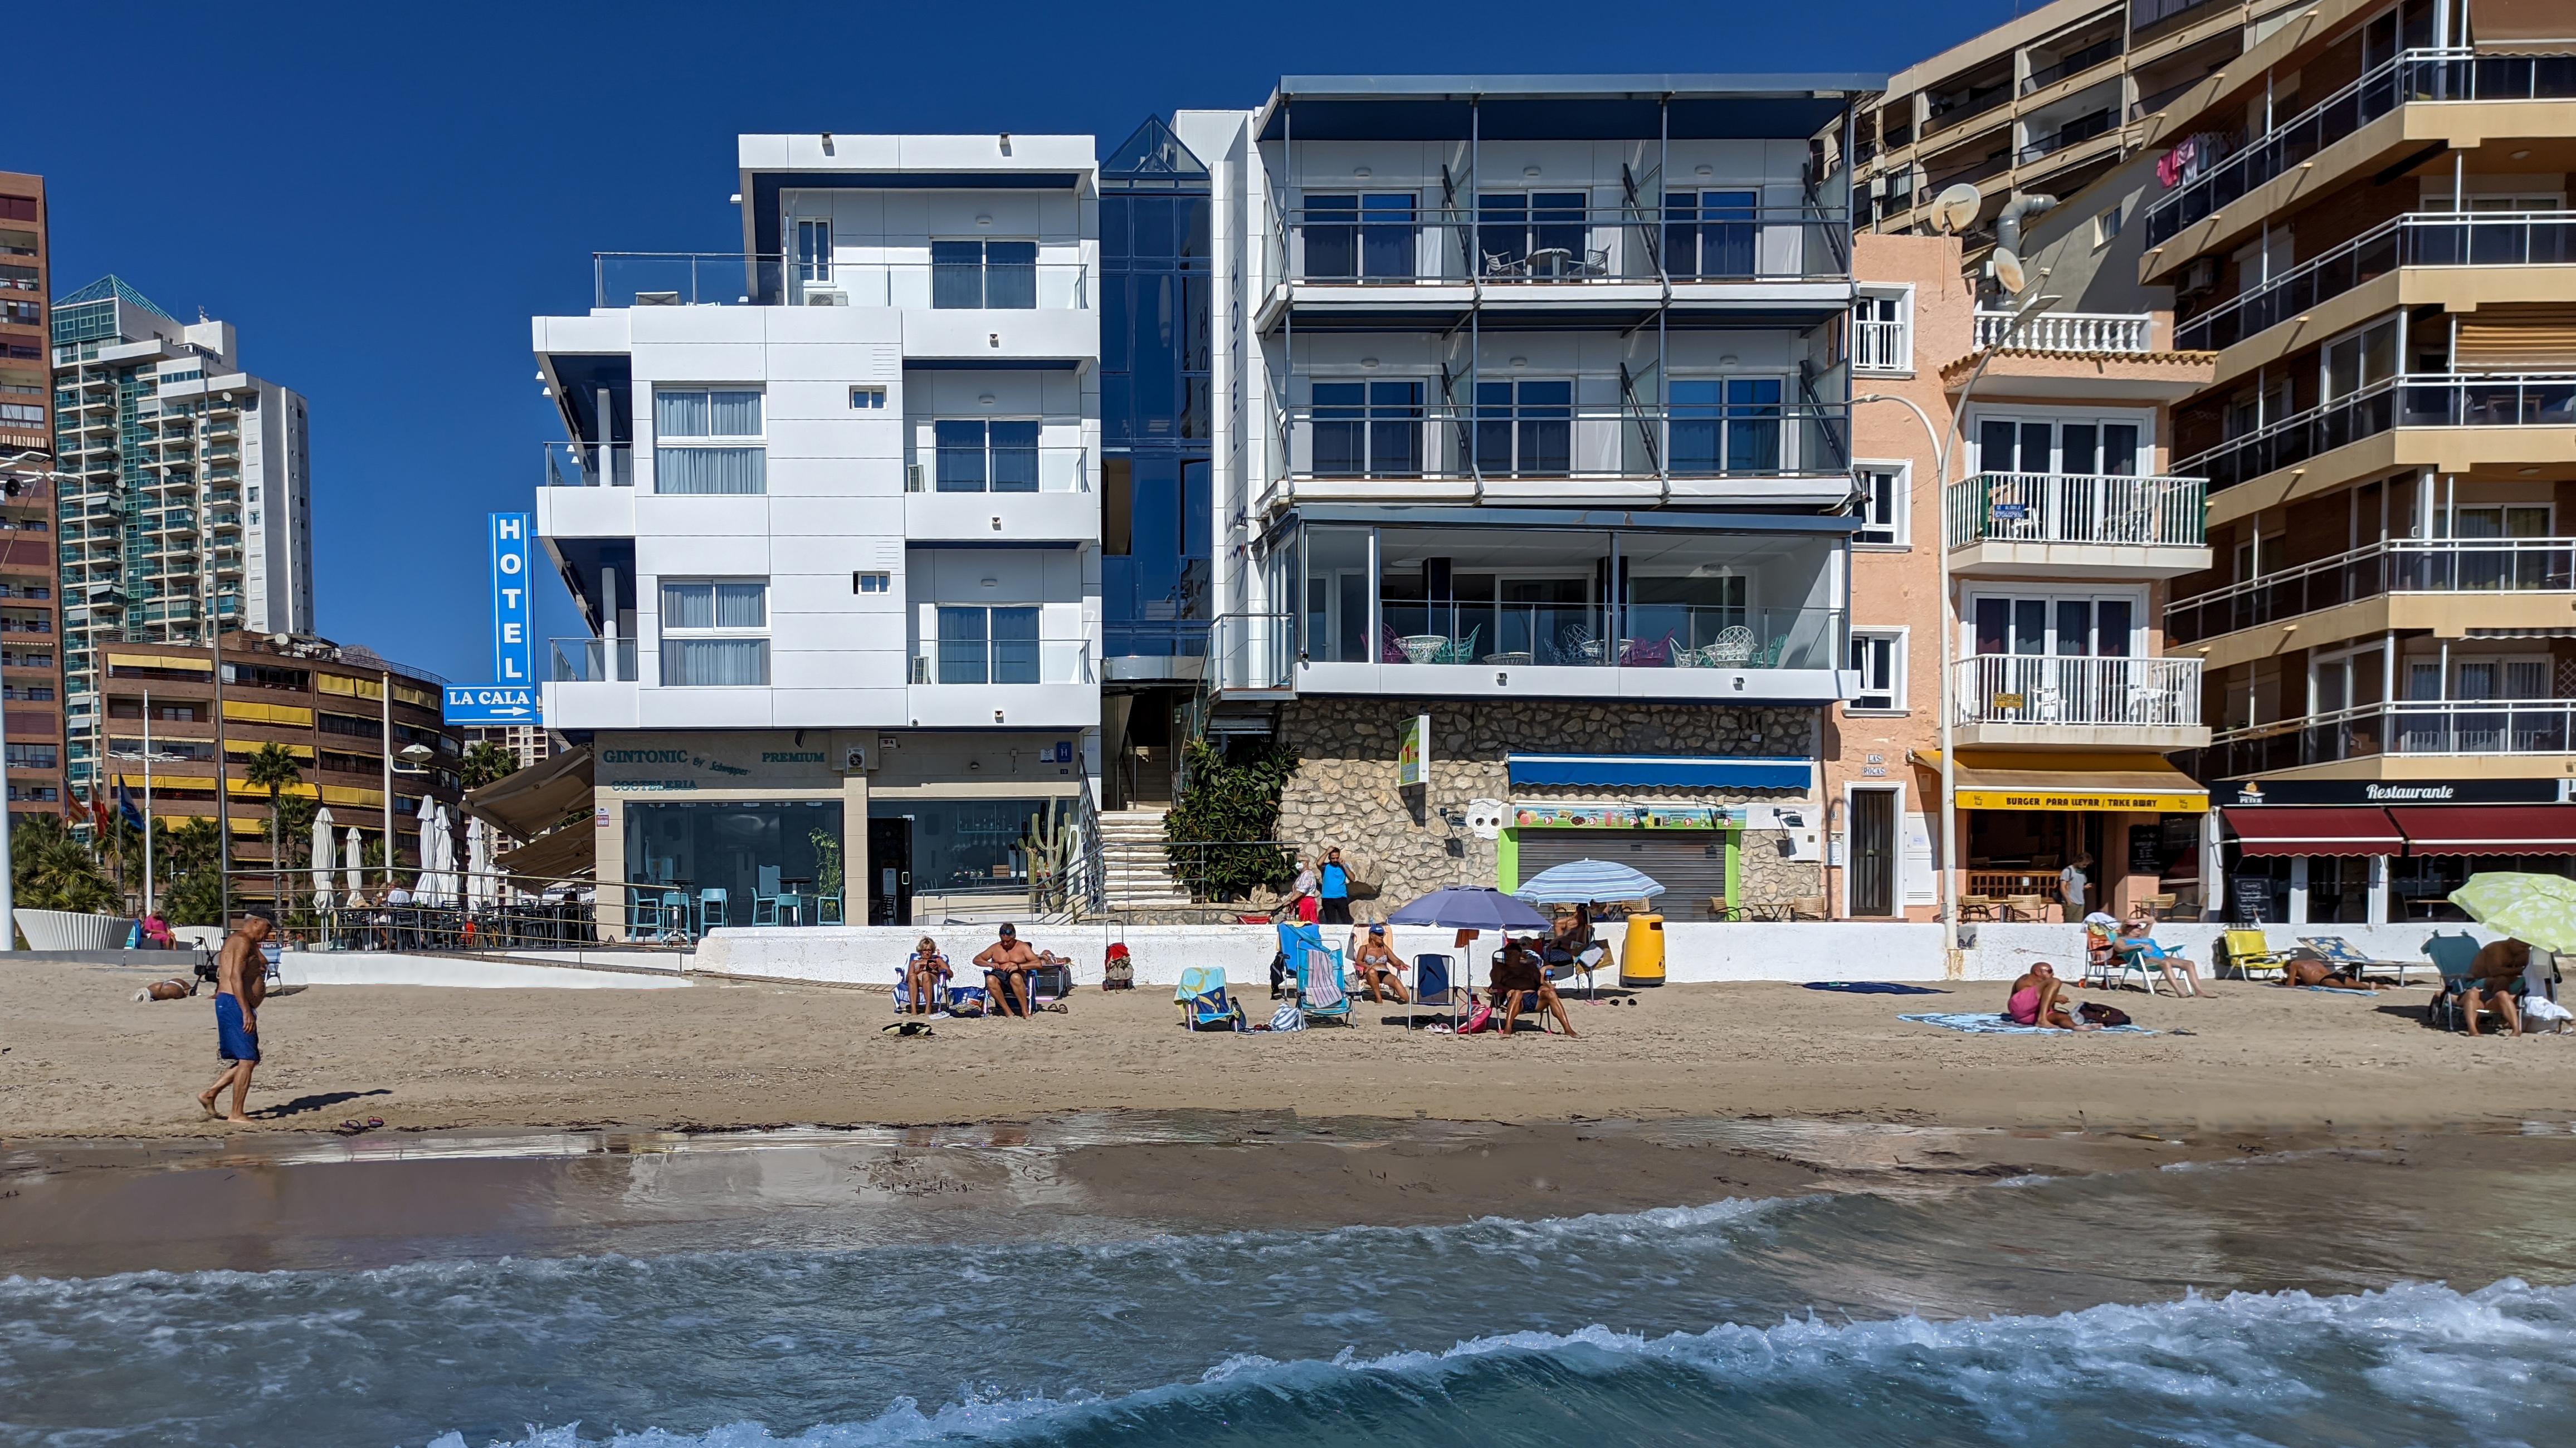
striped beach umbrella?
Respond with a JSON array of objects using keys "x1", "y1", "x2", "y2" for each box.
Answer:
[{"x1": 1512, "y1": 859, "x2": 1666, "y2": 904}]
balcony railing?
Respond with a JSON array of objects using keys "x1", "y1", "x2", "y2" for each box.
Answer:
[
  {"x1": 2168, "y1": 535, "x2": 2576, "y2": 644},
  {"x1": 2179, "y1": 374, "x2": 2576, "y2": 493},
  {"x1": 593, "y1": 253, "x2": 1090, "y2": 310},
  {"x1": 910, "y1": 637, "x2": 1094, "y2": 685},
  {"x1": 904, "y1": 445, "x2": 1089, "y2": 493},
  {"x1": 1923, "y1": 83, "x2": 2012, "y2": 136},
  {"x1": 1315, "y1": 604, "x2": 1843, "y2": 673},
  {"x1": 2017, "y1": 108, "x2": 2119, "y2": 164},
  {"x1": 1212, "y1": 612, "x2": 1295, "y2": 692},
  {"x1": 1954, "y1": 653, "x2": 2202, "y2": 729},
  {"x1": 2207, "y1": 697, "x2": 2576, "y2": 775},
  {"x1": 541, "y1": 441, "x2": 634, "y2": 489},
  {"x1": 1852, "y1": 317, "x2": 1908, "y2": 371},
  {"x1": 1275, "y1": 400, "x2": 1850, "y2": 484},
  {"x1": 1945, "y1": 472, "x2": 2206, "y2": 550},
  {"x1": 1975, "y1": 309, "x2": 2152, "y2": 353},
  {"x1": 2144, "y1": 50, "x2": 2576, "y2": 247},
  {"x1": 2023, "y1": 37, "x2": 2123, "y2": 95},
  {"x1": 551, "y1": 637, "x2": 638, "y2": 683},
  {"x1": 1271, "y1": 203, "x2": 1851, "y2": 286},
  {"x1": 2178, "y1": 211, "x2": 2576, "y2": 352}
]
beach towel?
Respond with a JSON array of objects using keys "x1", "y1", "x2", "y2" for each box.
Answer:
[
  {"x1": 1899, "y1": 1011, "x2": 2154, "y2": 1036},
  {"x1": 2300, "y1": 985, "x2": 2379, "y2": 997},
  {"x1": 1802, "y1": 982, "x2": 1945, "y2": 996}
]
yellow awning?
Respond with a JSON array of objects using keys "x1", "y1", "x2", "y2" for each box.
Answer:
[
  {"x1": 1909, "y1": 750, "x2": 2208, "y2": 813},
  {"x1": 105, "y1": 650, "x2": 214, "y2": 674}
]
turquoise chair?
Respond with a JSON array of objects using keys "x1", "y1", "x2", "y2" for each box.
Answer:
[
  {"x1": 697, "y1": 887, "x2": 729, "y2": 931},
  {"x1": 1175, "y1": 966, "x2": 1243, "y2": 1031},
  {"x1": 1280, "y1": 919, "x2": 1354, "y2": 1025},
  {"x1": 752, "y1": 865, "x2": 787, "y2": 925}
]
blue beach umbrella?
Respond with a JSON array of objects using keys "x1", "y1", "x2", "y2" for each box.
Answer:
[
  {"x1": 1384, "y1": 886, "x2": 1553, "y2": 933},
  {"x1": 1511, "y1": 859, "x2": 1666, "y2": 904}
]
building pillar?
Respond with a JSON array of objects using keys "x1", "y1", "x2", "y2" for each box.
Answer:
[
  {"x1": 595, "y1": 790, "x2": 626, "y2": 942},
  {"x1": 2367, "y1": 854, "x2": 2390, "y2": 925},
  {"x1": 2288, "y1": 855, "x2": 2310, "y2": 924},
  {"x1": 841, "y1": 762, "x2": 869, "y2": 927}
]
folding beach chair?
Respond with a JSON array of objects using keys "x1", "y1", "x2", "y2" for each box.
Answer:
[
  {"x1": 1282, "y1": 920, "x2": 1354, "y2": 1026},
  {"x1": 1174, "y1": 966, "x2": 1245, "y2": 1031},
  {"x1": 2423, "y1": 931, "x2": 2529, "y2": 1031},
  {"x1": 2218, "y1": 928, "x2": 2294, "y2": 981},
  {"x1": 2298, "y1": 935, "x2": 2417, "y2": 987},
  {"x1": 1409, "y1": 953, "x2": 1455, "y2": 1030}
]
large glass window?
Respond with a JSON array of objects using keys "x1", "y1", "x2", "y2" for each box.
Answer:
[
  {"x1": 932, "y1": 240, "x2": 1038, "y2": 309},
  {"x1": 653, "y1": 387, "x2": 765, "y2": 495},
  {"x1": 626, "y1": 800, "x2": 843, "y2": 924},
  {"x1": 933, "y1": 419, "x2": 1040, "y2": 492},
  {"x1": 794, "y1": 218, "x2": 831, "y2": 283},
  {"x1": 660, "y1": 580, "x2": 769, "y2": 686},
  {"x1": 1311, "y1": 381, "x2": 1424, "y2": 477},
  {"x1": 1974, "y1": 417, "x2": 2141, "y2": 475},
  {"x1": 1663, "y1": 190, "x2": 1757, "y2": 278},
  {"x1": 871, "y1": 796, "x2": 1053, "y2": 896},
  {"x1": 1302, "y1": 193, "x2": 1417, "y2": 280},
  {"x1": 1479, "y1": 192, "x2": 1588, "y2": 274},
  {"x1": 1669, "y1": 379, "x2": 1783, "y2": 474},
  {"x1": 1474, "y1": 380, "x2": 1573, "y2": 476},
  {"x1": 934, "y1": 605, "x2": 1040, "y2": 683}
]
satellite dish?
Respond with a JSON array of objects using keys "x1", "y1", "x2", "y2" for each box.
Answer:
[
  {"x1": 1991, "y1": 247, "x2": 2029, "y2": 297},
  {"x1": 1929, "y1": 184, "x2": 1983, "y2": 236}
]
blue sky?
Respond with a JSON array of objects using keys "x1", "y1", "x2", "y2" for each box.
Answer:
[{"x1": 14, "y1": 0, "x2": 2027, "y2": 684}]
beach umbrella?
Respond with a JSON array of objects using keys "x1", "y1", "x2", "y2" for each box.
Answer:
[
  {"x1": 466, "y1": 817, "x2": 494, "y2": 910},
  {"x1": 309, "y1": 806, "x2": 336, "y2": 911},
  {"x1": 343, "y1": 826, "x2": 365, "y2": 899},
  {"x1": 1511, "y1": 859, "x2": 1666, "y2": 903},
  {"x1": 1385, "y1": 886, "x2": 1552, "y2": 933},
  {"x1": 2448, "y1": 872, "x2": 2576, "y2": 955},
  {"x1": 416, "y1": 802, "x2": 450, "y2": 906}
]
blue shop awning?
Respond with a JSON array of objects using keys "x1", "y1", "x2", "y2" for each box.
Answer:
[{"x1": 1506, "y1": 754, "x2": 1812, "y2": 790}]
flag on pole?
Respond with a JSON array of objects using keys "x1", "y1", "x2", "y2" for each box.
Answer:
[{"x1": 115, "y1": 775, "x2": 146, "y2": 834}]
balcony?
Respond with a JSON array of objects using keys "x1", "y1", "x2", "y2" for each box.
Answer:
[
  {"x1": 1953, "y1": 653, "x2": 2207, "y2": 750},
  {"x1": 904, "y1": 443, "x2": 1094, "y2": 543},
  {"x1": 2178, "y1": 374, "x2": 2576, "y2": 496},
  {"x1": 2017, "y1": 107, "x2": 2119, "y2": 165},
  {"x1": 2144, "y1": 49, "x2": 2576, "y2": 251},
  {"x1": 541, "y1": 441, "x2": 633, "y2": 489},
  {"x1": 2168, "y1": 535, "x2": 2576, "y2": 645},
  {"x1": 1946, "y1": 472, "x2": 2210, "y2": 578},
  {"x1": 2179, "y1": 211, "x2": 2576, "y2": 355},
  {"x1": 551, "y1": 636, "x2": 638, "y2": 683},
  {"x1": 2206, "y1": 697, "x2": 2576, "y2": 777},
  {"x1": 1269, "y1": 202, "x2": 1851, "y2": 296},
  {"x1": 1974, "y1": 310, "x2": 2153, "y2": 354},
  {"x1": 2022, "y1": 36, "x2": 2123, "y2": 96},
  {"x1": 905, "y1": 631, "x2": 1096, "y2": 728},
  {"x1": 1270, "y1": 397, "x2": 1852, "y2": 508},
  {"x1": 593, "y1": 252, "x2": 1088, "y2": 310}
]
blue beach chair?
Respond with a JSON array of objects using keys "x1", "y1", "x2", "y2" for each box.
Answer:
[
  {"x1": 1280, "y1": 920, "x2": 1354, "y2": 1026},
  {"x1": 1175, "y1": 966, "x2": 1244, "y2": 1031}
]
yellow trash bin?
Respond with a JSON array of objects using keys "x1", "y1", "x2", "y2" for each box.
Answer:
[{"x1": 1620, "y1": 913, "x2": 1666, "y2": 987}]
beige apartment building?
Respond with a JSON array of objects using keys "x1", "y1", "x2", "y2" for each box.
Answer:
[{"x1": 1828, "y1": 232, "x2": 2215, "y2": 921}]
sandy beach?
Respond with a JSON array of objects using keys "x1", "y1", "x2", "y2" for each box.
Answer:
[{"x1": 6, "y1": 960, "x2": 2572, "y2": 1144}]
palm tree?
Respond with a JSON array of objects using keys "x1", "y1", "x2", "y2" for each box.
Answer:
[
  {"x1": 461, "y1": 741, "x2": 520, "y2": 791},
  {"x1": 242, "y1": 741, "x2": 304, "y2": 918},
  {"x1": 11, "y1": 815, "x2": 118, "y2": 915}
]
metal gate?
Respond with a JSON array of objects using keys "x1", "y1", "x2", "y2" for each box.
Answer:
[
  {"x1": 1515, "y1": 829, "x2": 1730, "y2": 920},
  {"x1": 1848, "y1": 788, "x2": 1897, "y2": 917}
]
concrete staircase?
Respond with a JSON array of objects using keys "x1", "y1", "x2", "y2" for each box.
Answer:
[{"x1": 1097, "y1": 808, "x2": 1192, "y2": 911}]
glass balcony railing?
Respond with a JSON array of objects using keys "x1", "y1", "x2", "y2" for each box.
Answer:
[
  {"x1": 1274, "y1": 399, "x2": 1851, "y2": 483},
  {"x1": 1945, "y1": 472, "x2": 2206, "y2": 550},
  {"x1": 2168, "y1": 535, "x2": 2576, "y2": 644},
  {"x1": 2177, "y1": 211, "x2": 2576, "y2": 352},
  {"x1": 1211, "y1": 612, "x2": 1295, "y2": 692},
  {"x1": 1954, "y1": 654, "x2": 2202, "y2": 730},
  {"x1": 909, "y1": 637, "x2": 1094, "y2": 685},
  {"x1": 541, "y1": 441, "x2": 633, "y2": 488},
  {"x1": 2206, "y1": 697, "x2": 2576, "y2": 775},
  {"x1": 550, "y1": 637, "x2": 637, "y2": 683},
  {"x1": 2144, "y1": 50, "x2": 2576, "y2": 247},
  {"x1": 593, "y1": 253, "x2": 1089, "y2": 310},
  {"x1": 904, "y1": 445, "x2": 1089, "y2": 493},
  {"x1": 1315, "y1": 603, "x2": 1843, "y2": 672},
  {"x1": 1269, "y1": 202, "x2": 1852, "y2": 286},
  {"x1": 2178, "y1": 374, "x2": 2576, "y2": 493}
]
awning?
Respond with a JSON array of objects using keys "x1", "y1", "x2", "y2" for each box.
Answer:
[
  {"x1": 2385, "y1": 804, "x2": 2576, "y2": 857},
  {"x1": 465, "y1": 745, "x2": 594, "y2": 839},
  {"x1": 495, "y1": 821, "x2": 595, "y2": 882},
  {"x1": 2221, "y1": 805, "x2": 2404, "y2": 858},
  {"x1": 1506, "y1": 754, "x2": 1812, "y2": 790},
  {"x1": 1910, "y1": 750, "x2": 2209, "y2": 813}
]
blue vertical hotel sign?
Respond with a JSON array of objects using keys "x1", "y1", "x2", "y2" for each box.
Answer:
[{"x1": 490, "y1": 512, "x2": 533, "y2": 686}]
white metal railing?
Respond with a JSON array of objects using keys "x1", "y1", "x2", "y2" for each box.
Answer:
[
  {"x1": 1851, "y1": 317, "x2": 1909, "y2": 371},
  {"x1": 1953, "y1": 653, "x2": 2202, "y2": 729},
  {"x1": 1974, "y1": 310, "x2": 2153, "y2": 354},
  {"x1": 2208, "y1": 697, "x2": 2576, "y2": 768},
  {"x1": 1945, "y1": 472, "x2": 2206, "y2": 549}
]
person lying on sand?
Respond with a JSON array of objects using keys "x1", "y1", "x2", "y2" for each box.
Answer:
[
  {"x1": 2280, "y1": 957, "x2": 2371, "y2": 990},
  {"x1": 2006, "y1": 962, "x2": 2098, "y2": 1031},
  {"x1": 1488, "y1": 938, "x2": 1576, "y2": 1038},
  {"x1": 2114, "y1": 909, "x2": 2205, "y2": 998}
]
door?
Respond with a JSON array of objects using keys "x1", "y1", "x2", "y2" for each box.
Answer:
[
  {"x1": 1849, "y1": 788, "x2": 1897, "y2": 917},
  {"x1": 868, "y1": 817, "x2": 913, "y2": 927}
]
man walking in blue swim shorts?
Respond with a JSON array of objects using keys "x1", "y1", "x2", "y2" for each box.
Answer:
[{"x1": 197, "y1": 909, "x2": 276, "y2": 1124}]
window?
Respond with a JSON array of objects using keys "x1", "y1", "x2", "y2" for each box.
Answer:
[
  {"x1": 853, "y1": 570, "x2": 891, "y2": 594},
  {"x1": 794, "y1": 218, "x2": 832, "y2": 283},
  {"x1": 1848, "y1": 630, "x2": 1905, "y2": 711},
  {"x1": 1478, "y1": 192, "x2": 1588, "y2": 273},
  {"x1": 1855, "y1": 465, "x2": 1907, "y2": 546},
  {"x1": 931, "y1": 240, "x2": 1037, "y2": 309},
  {"x1": 1474, "y1": 380, "x2": 1573, "y2": 476},
  {"x1": 934, "y1": 605, "x2": 1040, "y2": 684},
  {"x1": 4, "y1": 744, "x2": 58, "y2": 769},
  {"x1": 653, "y1": 387, "x2": 765, "y2": 495},
  {"x1": 849, "y1": 385, "x2": 886, "y2": 409},
  {"x1": 2094, "y1": 205, "x2": 2124, "y2": 247},
  {"x1": 933, "y1": 419, "x2": 1040, "y2": 493},
  {"x1": 2321, "y1": 317, "x2": 2398, "y2": 402},
  {"x1": 1852, "y1": 291, "x2": 1909, "y2": 371},
  {"x1": 1302, "y1": 193, "x2": 1417, "y2": 280},
  {"x1": 1663, "y1": 190, "x2": 1757, "y2": 278},
  {"x1": 660, "y1": 580, "x2": 769, "y2": 686},
  {"x1": 1311, "y1": 380, "x2": 1424, "y2": 477},
  {"x1": 1974, "y1": 416, "x2": 2141, "y2": 476},
  {"x1": 1971, "y1": 594, "x2": 2138, "y2": 657},
  {"x1": 1670, "y1": 378, "x2": 1784, "y2": 474}
]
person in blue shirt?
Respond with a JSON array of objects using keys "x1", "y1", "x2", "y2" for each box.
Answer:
[{"x1": 1316, "y1": 846, "x2": 1353, "y2": 926}]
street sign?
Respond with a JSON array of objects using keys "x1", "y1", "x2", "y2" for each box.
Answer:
[
  {"x1": 444, "y1": 684, "x2": 538, "y2": 726},
  {"x1": 1989, "y1": 502, "x2": 2028, "y2": 521},
  {"x1": 490, "y1": 512, "x2": 534, "y2": 687}
]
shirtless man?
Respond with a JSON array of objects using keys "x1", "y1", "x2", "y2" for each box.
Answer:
[
  {"x1": 2006, "y1": 961, "x2": 2097, "y2": 1031},
  {"x1": 974, "y1": 922, "x2": 1040, "y2": 1019},
  {"x1": 1489, "y1": 938, "x2": 1577, "y2": 1038},
  {"x1": 2461, "y1": 938, "x2": 2529, "y2": 1038},
  {"x1": 196, "y1": 909, "x2": 276, "y2": 1123},
  {"x1": 2281, "y1": 956, "x2": 2372, "y2": 990}
]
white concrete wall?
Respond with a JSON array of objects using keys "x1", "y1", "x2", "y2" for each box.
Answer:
[
  {"x1": 687, "y1": 919, "x2": 2504, "y2": 989},
  {"x1": 279, "y1": 950, "x2": 692, "y2": 990}
]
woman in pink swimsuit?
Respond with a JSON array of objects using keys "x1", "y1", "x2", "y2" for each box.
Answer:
[{"x1": 2006, "y1": 962, "x2": 2097, "y2": 1031}]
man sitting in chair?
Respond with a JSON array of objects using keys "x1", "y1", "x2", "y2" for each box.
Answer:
[
  {"x1": 975, "y1": 923, "x2": 1040, "y2": 1019},
  {"x1": 2458, "y1": 938, "x2": 2529, "y2": 1038},
  {"x1": 1488, "y1": 938, "x2": 1577, "y2": 1038}
]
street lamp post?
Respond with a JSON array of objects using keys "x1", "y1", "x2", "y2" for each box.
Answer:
[
  {"x1": 1852, "y1": 286, "x2": 2057, "y2": 971},
  {"x1": 106, "y1": 687, "x2": 186, "y2": 919}
]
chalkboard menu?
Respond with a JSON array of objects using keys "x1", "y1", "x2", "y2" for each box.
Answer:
[
  {"x1": 2128, "y1": 824, "x2": 2162, "y2": 876},
  {"x1": 2232, "y1": 874, "x2": 2271, "y2": 926}
]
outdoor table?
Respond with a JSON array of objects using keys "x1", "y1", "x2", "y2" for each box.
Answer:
[
  {"x1": 1484, "y1": 650, "x2": 1533, "y2": 666},
  {"x1": 1528, "y1": 247, "x2": 1574, "y2": 278},
  {"x1": 1400, "y1": 634, "x2": 1446, "y2": 664}
]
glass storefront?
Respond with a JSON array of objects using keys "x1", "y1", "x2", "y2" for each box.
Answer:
[
  {"x1": 626, "y1": 801, "x2": 845, "y2": 924},
  {"x1": 870, "y1": 797, "x2": 1053, "y2": 897}
]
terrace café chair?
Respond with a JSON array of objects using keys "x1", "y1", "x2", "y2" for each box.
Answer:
[
  {"x1": 752, "y1": 865, "x2": 787, "y2": 926},
  {"x1": 2003, "y1": 893, "x2": 2048, "y2": 923},
  {"x1": 697, "y1": 887, "x2": 729, "y2": 931}
]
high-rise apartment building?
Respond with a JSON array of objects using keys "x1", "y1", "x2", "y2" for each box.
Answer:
[
  {"x1": 0, "y1": 172, "x2": 67, "y2": 820},
  {"x1": 49, "y1": 276, "x2": 315, "y2": 795}
]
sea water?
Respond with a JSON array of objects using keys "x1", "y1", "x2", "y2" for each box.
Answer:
[{"x1": 5, "y1": 1143, "x2": 2575, "y2": 1446}]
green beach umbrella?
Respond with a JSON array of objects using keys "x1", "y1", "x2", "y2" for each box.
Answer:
[{"x1": 2447, "y1": 872, "x2": 2576, "y2": 955}]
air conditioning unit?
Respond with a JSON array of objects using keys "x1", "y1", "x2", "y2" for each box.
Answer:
[
  {"x1": 804, "y1": 288, "x2": 847, "y2": 306},
  {"x1": 842, "y1": 745, "x2": 869, "y2": 772},
  {"x1": 2177, "y1": 257, "x2": 2219, "y2": 295}
]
